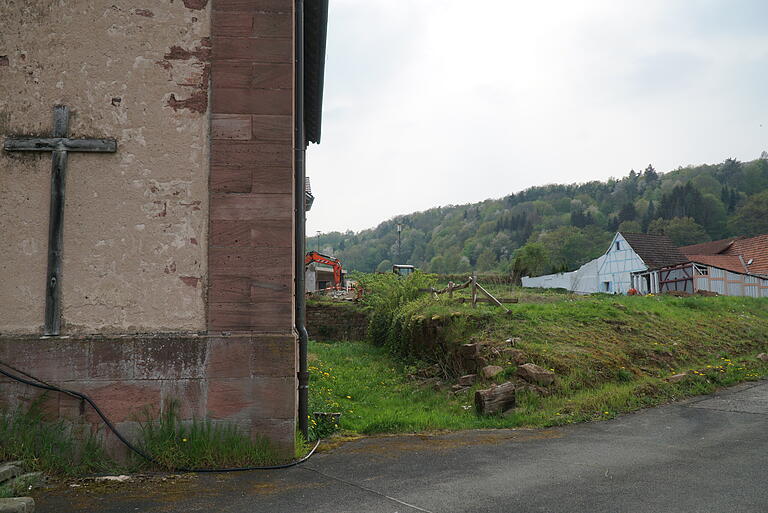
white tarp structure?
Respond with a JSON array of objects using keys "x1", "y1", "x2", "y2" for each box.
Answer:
[{"x1": 522, "y1": 254, "x2": 607, "y2": 294}]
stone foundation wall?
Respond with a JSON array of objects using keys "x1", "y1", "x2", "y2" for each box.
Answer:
[
  {"x1": 0, "y1": 334, "x2": 297, "y2": 459},
  {"x1": 306, "y1": 303, "x2": 369, "y2": 342}
]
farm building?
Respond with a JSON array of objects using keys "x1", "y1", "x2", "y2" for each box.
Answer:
[
  {"x1": 631, "y1": 234, "x2": 768, "y2": 297},
  {"x1": 522, "y1": 232, "x2": 687, "y2": 294}
]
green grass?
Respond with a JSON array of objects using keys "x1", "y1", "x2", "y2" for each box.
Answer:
[
  {"x1": 0, "y1": 398, "x2": 291, "y2": 477},
  {"x1": 0, "y1": 398, "x2": 117, "y2": 476},
  {"x1": 308, "y1": 294, "x2": 768, "y2": 437},
  {"x1": 135, "y1": 401, "x2": 282, "y2": 470}
]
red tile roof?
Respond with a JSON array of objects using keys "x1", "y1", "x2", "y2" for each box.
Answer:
[
  {"x1": 679, "y1": 237, "x2": 740, "y2": 255},
  {"x1": 728, "y1": 234, "x2": 768, "y2": 275},
  {"x1": 680, "y1": 233, "x2": 768, "y2": 276},
  {"x1": 686, "y1": 255, "x2": 747, "y2": 273}
]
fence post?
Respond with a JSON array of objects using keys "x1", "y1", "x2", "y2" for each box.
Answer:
[{"x1": 471, "y1": 271, "x2": 477, "y2": 308}]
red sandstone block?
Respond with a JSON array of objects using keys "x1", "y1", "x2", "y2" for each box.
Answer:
[
  {"x1": 210, "y1": 166, "x2": 252, "y2": 193},
  {"x1": 212, "y1": 114, "x2": 252, "y2": 140},
  {"x1": 206, "y1": 376, "x2": 295, "y2": 420},
  {"x1": 210, "y1": 220, "x2": 252, "y2": 247},
  {"x1": 252, "y1": 166, "x2": 293, "y2": 194},
  {"x1": 212, "y1": 61, "x2": 252, "y2": 89},
  {"x1": 208, "y1": 276, "x2": 252, "y2": 303},
  {"x1": 212, "y1": 62, "x2": 292, "y2": 89},
  {"x1": 212, "y1": 11, "x2": 253, "y2": 37},
  {"x1": 252, "y1": 12, "x2": 292, "y2": 38},
  {"x1": 6, "y1": 339, "x2": 89, "y2": 382},
  {"x1": 59, "y1": 393, "x2": 86, "y2": 420},
  {"x1": 250, "y1": 275, "x2": 292, "y2": 301},
  {"x1": 161, "y1": 379, "x2": 207, "y2": 419},
  {"x1": 212, "y1": 37, "x2": 292, "y2": 63},
  {"x1": 248, "y1": 376, "x2": 296, "y2": 419},
  {"x1": 250, "y1": 334, "x2": 296, "y2": 378},
  {"x1": 206, "y1": 336, "x2": 253, "y2": 378},
  {"x1": 251, "y1": 115, "x2": 292, "y2": 143},
  {"x1": 207, "y1": 274, "x2": 292, "y2": 302},
  {"x1": 208, "y1": 302, "x2": 292, "y2": 331},
  {"x1": 212, "y1": 87, "x2": 292, "y2": 115},
  {"x1": 210, "y1": 219, "x2": 292, "y2": 247},
  {"x1": 101, "y1": 421, "x2": 141, "y2": 463},
  {"x1": 210, "y1": 193, "x2": 293, "y2": 221},
  {"x1": 82, "y1": 382, "x2": 161, "y2": 424},
  {"x1": 252, "y1": 63, "x2": 293, "y2": 88},
  {"x1": 209, "y1": 246, "x2": 292, "y2": 276},
  {"x1": 250, "y1": 418, "x2": 295, "y2": 455},
  {"x1": 213, "y1": 0, "x2": 292, "y2": 13},
  {"x1": 134, "y1": 337, "x2": 208, "y2": 380},
  {"x1": 250, "y1": 219, "x2": 293, "y2": 247},
  {"x1": 211, "y1": 141, "x2": 292, "y2": 168},
  {"x1": 89, "y1": 339, "x2": 136, "y2": 380}
]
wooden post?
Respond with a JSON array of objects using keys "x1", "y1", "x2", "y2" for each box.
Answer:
[
  {"x1": 471, "y1": 271, "x2": 477, "y2": 308},
  {"x1": 448, "y1": 281, "x2": 454, "y2": 299}
]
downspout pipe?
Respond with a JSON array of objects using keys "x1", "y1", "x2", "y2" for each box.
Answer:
[{"x1": 294, "y1": 0, "x2": 309, "y2": 440}]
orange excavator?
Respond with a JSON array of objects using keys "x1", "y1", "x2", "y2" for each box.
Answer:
[{"x1": 304, "y1": 251, "x2": 344, "y2": 289}]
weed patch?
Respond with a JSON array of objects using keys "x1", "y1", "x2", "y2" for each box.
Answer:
[
  {"x1": 136, "y1": 401, "x2": 281, "y2": 470},
  {"x1": 0, "y1": 397, "x2": 116, "y2": 476}
]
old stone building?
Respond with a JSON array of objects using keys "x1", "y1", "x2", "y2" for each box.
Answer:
[{"x1": 0, "y1": 0, "x2": 328, "y2": 457}]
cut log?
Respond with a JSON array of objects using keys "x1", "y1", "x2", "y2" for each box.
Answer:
[{"x1": 474, "y1": 382, "x2": 516, "y2": 415}]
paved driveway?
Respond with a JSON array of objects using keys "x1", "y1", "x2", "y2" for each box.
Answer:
[{"x1": 39, "y1": 380, "x2": 768, "y2": 512}]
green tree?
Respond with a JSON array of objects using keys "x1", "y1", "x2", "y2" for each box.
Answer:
[
  {"x1": 375, "y1": 259, "x2": 393, "y2": 273},
  {"x1": 729, "y1": 190, "x2": 768, "y2": 236},
  {"x1": 648, "y1": 217, "x2": 710, "y2": 246},
  {"x1": 512, "y1": 243, "x2": 550, "y2": 277},
  {"x1": 475, "y1": 248, "x2": 497, "y2": 272},
  {"x1": 618, "y1": 220, "x2": 642, "y2": 233}
]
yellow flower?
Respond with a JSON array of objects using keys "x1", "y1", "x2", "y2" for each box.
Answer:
[
  {"x1": 346, "y1": 395, "x2": 352, "y2": 399},
  {"x1": 182, "y1": 438, "x2": 188, "y2": 442}
]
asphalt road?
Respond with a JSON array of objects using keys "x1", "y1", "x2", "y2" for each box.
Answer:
[{"x1": 39, "y1": 380, "x2": 768, "y2": 513}]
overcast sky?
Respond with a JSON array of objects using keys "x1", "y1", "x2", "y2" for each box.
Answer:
[{"x1": 306, "y1": 0, "x2": 768, "y2": 235}]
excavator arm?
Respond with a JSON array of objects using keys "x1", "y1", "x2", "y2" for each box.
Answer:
[{"x1": 304, "y1": 251, "x2": 343, "y2": 289}]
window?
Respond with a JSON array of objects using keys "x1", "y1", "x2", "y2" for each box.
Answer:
[
  {"x1": 603, "y1": 281, "x2": 611, "y2": 292},
  {"x1": 615, "y1": 241, "x2": 621, "y2": 251},
  {"x1": 694, "y1": 264, "x2": 708, "y2": 276}
]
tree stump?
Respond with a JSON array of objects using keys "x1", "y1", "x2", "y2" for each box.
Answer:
[{"x1": 474, "y1": 382, "x2": 516, "y2": 415}]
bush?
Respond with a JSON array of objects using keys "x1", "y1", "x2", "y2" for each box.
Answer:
[{"x1": 356, "y1": 271, "x2": 438, "y2": 349}]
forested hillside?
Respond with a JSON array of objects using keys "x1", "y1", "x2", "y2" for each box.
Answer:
[{"x1": 316, "y1": 155, "x2": 768, "y2": 276}]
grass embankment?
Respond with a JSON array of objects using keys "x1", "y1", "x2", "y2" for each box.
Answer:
[{"x1": 308, "y1": 293, "x2": 768, "y2": 436}]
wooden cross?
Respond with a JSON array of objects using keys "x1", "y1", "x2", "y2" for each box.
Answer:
[{"x1": 3, "y1": 106, "x2": 117, "y2": 336}]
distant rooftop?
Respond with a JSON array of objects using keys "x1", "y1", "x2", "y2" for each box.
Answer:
[{"x1": 619, "y1": 232, "x2": 689, "y2": 270}]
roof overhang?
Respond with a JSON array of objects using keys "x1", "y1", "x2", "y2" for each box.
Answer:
[{"x1": 304, "y1": 0, "x2": 329, "y2": 144}]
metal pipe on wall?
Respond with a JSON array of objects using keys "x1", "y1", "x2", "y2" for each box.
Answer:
[{"x1": 294, "y1": 0, "x2": 309, "y2": 440}]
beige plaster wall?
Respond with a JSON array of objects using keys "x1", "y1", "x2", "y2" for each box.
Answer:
[{"x1": 0, "y1": 1, "x2": 211, "y2": 334}]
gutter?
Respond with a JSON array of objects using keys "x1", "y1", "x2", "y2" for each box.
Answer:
[{"x1": 294, "y1": 0, "x2": 309, "y2": 440}]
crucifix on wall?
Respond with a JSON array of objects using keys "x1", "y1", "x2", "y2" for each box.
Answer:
[{"x1": 3, "y1": 105, "x2": 117, "y2": 336}]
